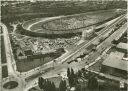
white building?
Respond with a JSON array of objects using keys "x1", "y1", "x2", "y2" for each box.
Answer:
[{"x1": 82, "y1": 26, "x2": 95, "y2": 40}]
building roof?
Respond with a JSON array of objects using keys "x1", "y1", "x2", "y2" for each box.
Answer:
[
  {"x1": 16, "y1": 48, "x2": 24, "y2": 56},
  {"x1": 24, "y1": 50, "x2": 33, "y2": 56},
  {"x1": 117, "y1": 42, "x2": 128, "y2": 50},
  {"x1": 102, "y1": 51, "x2": 128, "y2": 71}
]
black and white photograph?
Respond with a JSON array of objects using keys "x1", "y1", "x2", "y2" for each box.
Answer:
[{"x1": 0, "y1": 0, "x2": 127, "y2": 91}]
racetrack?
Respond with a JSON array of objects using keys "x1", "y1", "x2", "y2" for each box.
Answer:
[{"x1": 22, "y1": 9, "x2": 124, "y2": 36}]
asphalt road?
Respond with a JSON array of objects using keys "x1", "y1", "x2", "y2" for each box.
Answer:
[
  {"x1": 1, "y1": 14, "x2": 126, "y2": 91},
  {"x1": 24, "y1": 15, "x2": 126, "y2": 91}
]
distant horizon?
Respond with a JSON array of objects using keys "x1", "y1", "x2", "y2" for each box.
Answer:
[{"x1": 1, "y1": 0, "x2": 127, "y2": 2}]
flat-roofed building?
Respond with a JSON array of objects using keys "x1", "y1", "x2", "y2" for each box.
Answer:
[
  {"x1": 24, "y1": 50, "x2": 33, "y2": 56},
  {"x1": 117, "y1": 42, "x2": 128, "y2": 50},
  {"x1": 101, "y1": 51, "x2": 128, "y2": 79},
  {"x1": 82, "y1": 26, "x2": 95, "y2": 39}
]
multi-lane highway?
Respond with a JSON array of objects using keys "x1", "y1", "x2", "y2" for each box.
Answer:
[
  {"x1": 19, "y1": 15, "x2": 126, "y2": 79},
  {"x1": 57, "y1": 15, "x2": 126, "y2": 64},
  {"x1": 26, "y1": 22, "x2": 127, "y2": 91},
  {"x1": 24, "y1": 15, "x2": 127, "y2": 90},
  {"x1": 1, "y1": 13, "x2": 127, "y2": 91},
  {"x1": 87, "y1": 22, "x2": 128, "y2": 84}
]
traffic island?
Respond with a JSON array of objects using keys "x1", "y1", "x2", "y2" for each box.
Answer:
[
  {"x1": 3, "y1": 81, "x2": 18, "y2": 89},
  {"x1": 2, "y1": 76, "x2": 24, "y2": 91}
]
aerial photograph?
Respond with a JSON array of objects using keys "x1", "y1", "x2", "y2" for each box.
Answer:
[{"x1": 0, "y1": 0, "x2": 127, "y2": 91}]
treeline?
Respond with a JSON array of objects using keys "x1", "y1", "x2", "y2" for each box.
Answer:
[
  {"x1": 1, "y1": 1, "x2": 127, "y2": 23},
  {"x1": 38, "y1": 77, "x2": 67, "y2": 91},
  {"x1": 37, "y1": 68, "x2": 99, "y2": 91},
  {"x1": 2, "y1": 13, "x2": 54, "y2": 24}
]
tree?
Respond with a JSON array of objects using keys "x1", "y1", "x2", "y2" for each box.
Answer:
[
  {"x1": 51, "y1": 82, "x2": 56, "y2": 91},
  {"x1": 59, "y1": 80, "x2": 63, "y2": 91},
  {"x1": 68, "y1": 68, "x2": 77, "y2": 87},
  {"x1": 38, "y1": 77, "x2": 56, "y2": 91},
  {"x1": 59, "y1": 80, "x2": 67, "y2": 91},
  {"x1": 47, "y1": 80, "x2": 52, "y2": 91},
  {"x1": 78, "y1": 70, "x2": 82, "y2": 77},
  {"x1": 63, "y1": 80, "x2": 67, "y2": 91},
  {"x1": 112, "y1": 39, "x2": 119, "y2": 45},
  {"x1": 75, "y1": 84, "x2": 81, "y2": 91},
  {"x1": 43, "y1": 79, "x2": 47, "y2": 90},
  {"x1": 67, "y1": 68, "x2": 70, "y2": 78},
  {"x1": 38, "y1": 77, "x2": 44, "y2": 89},
  {"x1": 87, "y1": 76, "x2": 98, "y2": 91},
  {"x1": 38, "y1": 77, "x2": 42, "y2": 89},
  {"x1": 71, "y1": 68, "x2": 75, "y2": 78}
]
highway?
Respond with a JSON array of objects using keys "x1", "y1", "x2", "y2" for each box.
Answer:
[
  {"x1": 0, "y1": 13, "x2": 126, "y2": 91},
  {"x1": 20, "y1": 14, "x2": 126, "y2": 79},
  {"x1": 19, "y1": 15, "x2": 125, "y2": 79},
  {"x1": 24, "y1": 15, "x2": 127, "y2": 90},
  {"x1": 87, "y1": 23, "x2": 128, "y2": 84},
  {"x1": 57, "y1": 14, "x2": 126, "y2": 64}
]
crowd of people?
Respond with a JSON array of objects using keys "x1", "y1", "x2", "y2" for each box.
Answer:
[
  {"x1": 43, "y1": 9, "x2": 123, "y2": 31},
  {"x1": 43, "y1": 15, "x2": 89, "y2": 30}
]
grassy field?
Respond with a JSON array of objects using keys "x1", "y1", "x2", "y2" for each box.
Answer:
[
  {"x1": 1, "y1": 36, "x2": 7, "y2": 64},
  {"x1": 25, "y1": 9, "x2": 124, "y2": 35},
  {"x1": 2, "y1": 66, "x2": 8, "y2": 78},
  {"x1": 2, "y1": 1, "x2": 126, "y2": 23},
  {"x1": 42, "y1": 9, "x2": 123, "y2": 31},
  {"x1": 16, "y1": 56, "x2": 55, "y2": 72},
  {"x1": 16, "y1": 50, "x2": 65, "y2": 72}
]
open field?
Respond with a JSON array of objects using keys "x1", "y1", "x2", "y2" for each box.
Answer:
[
  {"x1": 2, "y1": 66, "x2": 8, "y2": 78},
  {"x1": 2, "y1": 1, "x2": 126, "y2": 23},
  {"x1": 16, "y1": 56, "x2": 55, "y2": 72},
  {"x1": 24, "y1": 9, "x2": 124, "y2": 34},
  {"x1": 16, "y1": 49, "x2": 65, "y2": 72},
  {"x1": 1, "y1": 36, "x2": 7, "y2": 64}
]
